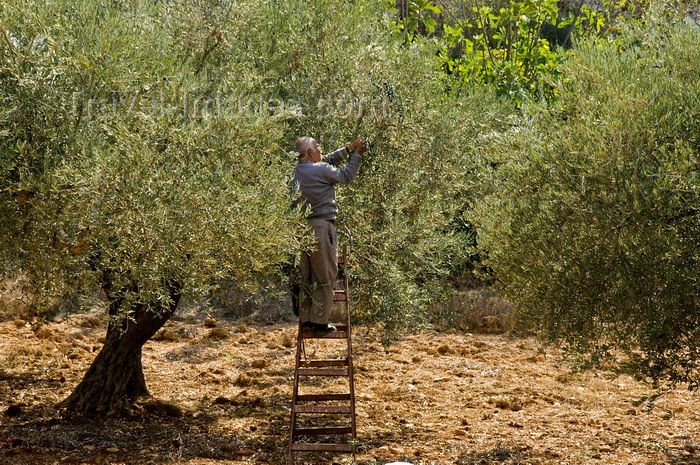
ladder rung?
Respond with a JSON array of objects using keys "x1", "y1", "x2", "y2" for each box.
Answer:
[
  {"x1": 296, "y1": 393, "x2": 351, "y2": 402},
  {"x1": 293, "y1": 426, "x2": 352, "y2": 436},
  {"x1": 299, "y1": 359, "x2": 348, "y2": 368},
  {"x1": 298, "y1": 368, "x2": 349, "y2": 377},
  {"x1": 290, "y1": 443, "x2": 355, "y2": 452},
  {"x1": 294, "y1": 405, "x2": 352, "y2": 414}
]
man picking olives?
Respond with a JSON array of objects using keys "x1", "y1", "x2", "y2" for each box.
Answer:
[{"x1": 291, "y1": 136, "x2": 367, "y2": 336}]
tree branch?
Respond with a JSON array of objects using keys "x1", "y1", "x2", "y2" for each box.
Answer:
[{"x1": 194, "y1": 29, "x2": 222, "y2": 76}]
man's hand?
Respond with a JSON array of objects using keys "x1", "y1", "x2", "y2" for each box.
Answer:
[{"x1": 350, "y1": 137, "x2": 367, "y2": 154}]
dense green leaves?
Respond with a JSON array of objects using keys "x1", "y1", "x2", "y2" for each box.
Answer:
[
  {"x1": 0, "y1": 0, "x2": 499, "y2": 331},
  {"x1": 474, "y1": 20, "x2": 700, "y2": 388},
  {"x1": 0, "y1": 0, "x2": 305, "y2": 317},
  {"x1": 257, "y1": 0, "x2": 512, "y2": 330},
  {"x1": 438, "y1": 0, "x2": 566, "y2": 102}
]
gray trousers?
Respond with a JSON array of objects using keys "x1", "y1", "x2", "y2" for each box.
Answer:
[{"x1": 299, "y1": 218, "x2": 338, "y2": 324}]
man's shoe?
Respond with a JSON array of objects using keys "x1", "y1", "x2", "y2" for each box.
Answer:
[{"x1": 312, "y1": 323, "x2": 336, "y2": 336}]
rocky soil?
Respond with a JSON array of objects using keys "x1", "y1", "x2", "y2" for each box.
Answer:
[{"x1": 1, "y1": 307, "x2": 699, "y2": 465}]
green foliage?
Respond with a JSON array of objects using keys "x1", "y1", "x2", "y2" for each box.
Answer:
[
  {"x1": 341, "y1": 91, "x2": 512, "y2": 330},
  {"x1": 254, "y1": 0, "x2": 513, "y2": 332},
  {"x1": 0, "y1": 0, "x2": 306, "y2": 319},
  {"x1": 0, "y1": 0, "x2": 507, "y2": 333},
  {"x1": 402, "y1": 0, "x2": 650, "y2": 103},
  {"x1": 3, "y1": 0, "x2": 697, "y2": 395},
  {"x1": 390, "y1": 0, "x2": 443, "y2": 41},
  {"x1": 473, "y1": 20, "x2": 700, "y2": 388},
  {"x1": 438, "y1": 0, "x2": 565, "y2": 102}
]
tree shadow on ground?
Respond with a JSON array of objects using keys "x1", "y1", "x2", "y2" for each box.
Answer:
[
  {"x1": 0, "y1": 393, "x2": 292, "y2": 465},
  {"x1": 0, "y1": 369, "x2": 55, "y2": 392},
  {"x1": 665, "y1": 450, "x2": 700, "y2": 465},
  {"x1": 455, "y1": 444, "x2": 543, "y2": 465}
]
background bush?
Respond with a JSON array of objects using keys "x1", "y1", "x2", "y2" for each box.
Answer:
[{"x1": 473, "y1": 17, "x2": 700, "y2": 387}]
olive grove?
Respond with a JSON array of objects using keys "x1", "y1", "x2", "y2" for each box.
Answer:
[{"x1": 1, "y1": 0, "x2": 698, "y2": 417}]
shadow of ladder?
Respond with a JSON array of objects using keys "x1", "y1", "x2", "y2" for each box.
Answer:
[{"x1": 287, "y1": 243, "x2": 357, "y2": 464}]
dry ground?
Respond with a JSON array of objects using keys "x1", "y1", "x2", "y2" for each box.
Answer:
[{"x1": 1, "y1": 307, "x2": 699, "y2": 465}]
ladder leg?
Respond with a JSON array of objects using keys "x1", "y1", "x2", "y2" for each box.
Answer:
[
  {"x1": 344, "y1": 262, "x2": 357, "y2": 459},
  {"x1": 288, "y1": 321, "x2": 303, "y2": 465}
]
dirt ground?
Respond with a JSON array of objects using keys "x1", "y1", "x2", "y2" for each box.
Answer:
[{"x1": 1, "y1": 307, "x2": 699, "y2": 465}]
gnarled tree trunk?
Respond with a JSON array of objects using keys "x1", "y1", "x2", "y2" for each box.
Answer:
[{"x1": 60, "y1": 280, "x2": 181, "y2": 416}]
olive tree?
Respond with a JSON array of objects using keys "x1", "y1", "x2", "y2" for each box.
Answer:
[
  {"x1": 0, "y1": 0, "x2": 304, "y2": 415},
  {"x1": 473, "y1": 19, "x2": 700, "y2": 388},
  {"x1": 1, "y1": 0, "x2": 509, "y2": 414},
  {"x1": 255, "y1": 0, "x2": 513, "y2": 330}
]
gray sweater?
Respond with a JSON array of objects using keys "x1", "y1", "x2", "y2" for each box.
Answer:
[{"x1": 291, "y1": 148, "x2": 362, "y2": 221}]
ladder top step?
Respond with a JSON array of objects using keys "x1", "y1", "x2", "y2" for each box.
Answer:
[
  {"x1": 299, "y1": 359, "x2": 349, "y2": 368},
  {"x1": 292, "y1": 426, "x2": 353, "y2": 437},
  {"x1": 297, "y1": 367, "x2": 349, "y2": 377},
  {"x1": 295, "y1": 393, "x2": 352, "y2": 402},
  {"x1": 290, "y1": 442, "x2": 355, "y2": 452},
  {"x1": 294, "y1": 405, "x2": 352, "y2": 414}
]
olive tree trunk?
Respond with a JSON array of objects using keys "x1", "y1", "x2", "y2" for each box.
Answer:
[{"x1": 60, "y1": 280, "x2": 181, "y2": 416}]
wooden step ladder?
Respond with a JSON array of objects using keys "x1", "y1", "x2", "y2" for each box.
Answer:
[{"x1": 288, "y1": 244, "x2": 357, "y2": 464}]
